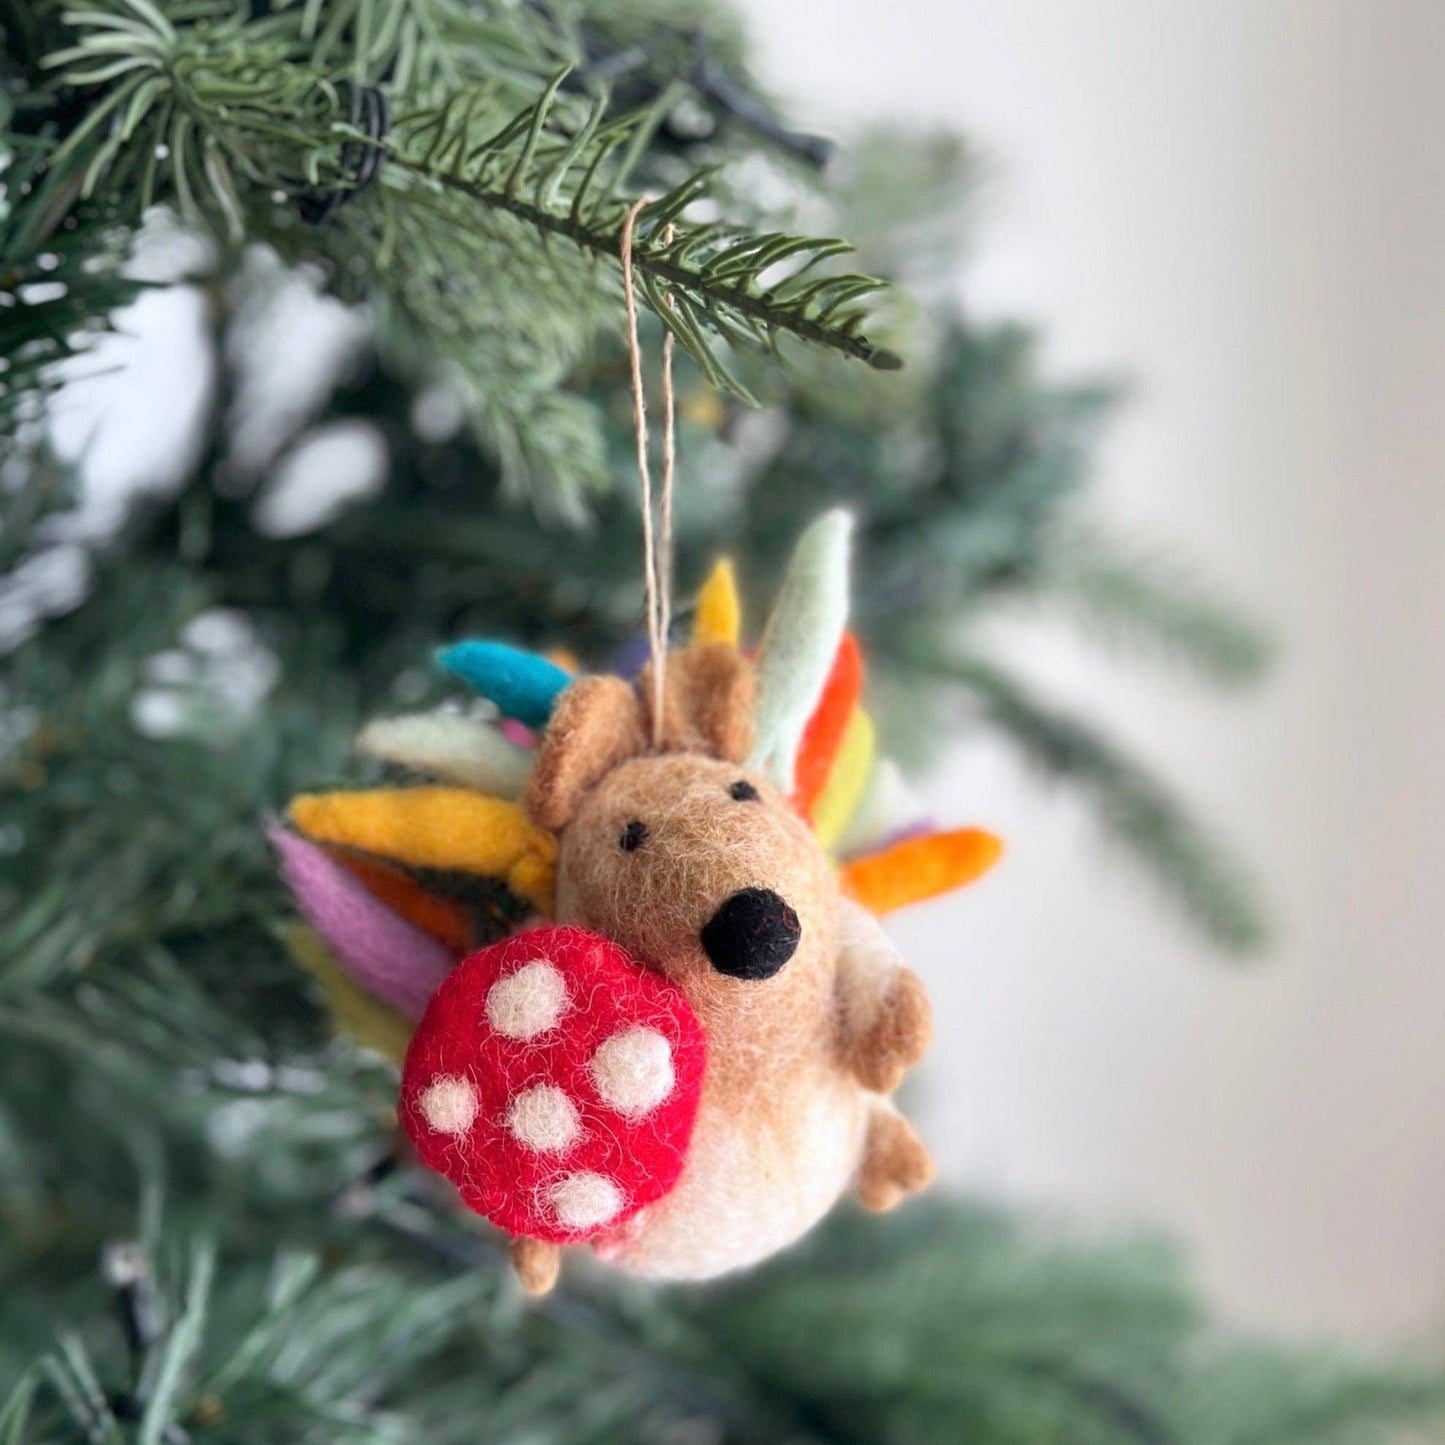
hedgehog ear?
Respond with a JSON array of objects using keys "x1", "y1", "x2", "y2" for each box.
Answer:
[
  {"x1": 639, "y1": 643, "x2": 755, "y2": 763},
  {"x1": 526, "y1": 676, "x2": 647, "y2": 831}
]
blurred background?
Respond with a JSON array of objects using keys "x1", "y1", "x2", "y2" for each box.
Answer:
[
  {"x1": 25, "y1": 0, "x2": 1445, "y2": 1342},
  {"x1": 7, "y1": 0, "x2": 1445, "y2": 1434},
  {"x1": 737, "y1": 0, "x2": 1445, "y2": 1339}
]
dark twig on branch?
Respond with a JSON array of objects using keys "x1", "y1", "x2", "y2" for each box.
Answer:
[
  {"x1": 102, "y1": 1242, "x2": 160, "y2": 1387},
  {"x1": 685, "y1": 32, "x2": 835, "y2": 169},
  {"x1": 535, "y1": 2, "x2": 835, "y2": 168},
  {"x1": 100, "y1": 1242, "x2": 192, "y2": 1445},
  {"x1": 300, "y1": 83, "x2": 391, "y2": 225}
]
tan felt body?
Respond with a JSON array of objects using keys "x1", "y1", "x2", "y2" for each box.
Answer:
[
  {"x1": 519, "y1": 646, "x2": 933, "y2": 1289},
  {"x1": 603, "y1": 1053, "x2": 872, "y2": 1279}
]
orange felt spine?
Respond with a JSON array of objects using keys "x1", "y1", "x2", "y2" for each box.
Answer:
[
  {"x1": 792, "y1": 633, "x2": 863, "y2": 820},
  {"x1": 840, "y1": 828, "x2": 1004, "y2": 915},
  {"x1": 330, "y1": 850, "x2": 474, "y2": 954}
]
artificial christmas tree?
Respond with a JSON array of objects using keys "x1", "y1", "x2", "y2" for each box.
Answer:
[{"x1": 5, "y1": 1, "x2": 1443, "y2": 1440}]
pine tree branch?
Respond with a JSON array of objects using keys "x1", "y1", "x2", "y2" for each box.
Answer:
[
  {"x1": 0, "y1": 137, "x2": 142, "y2": 438},
  {"x1": 16, "y1": 1189, "x2": 1445, "y2": 1445},
  {"x1": 28, "y1": 7, "x2": 897, "y2": 405},
  {"x1": 898, "y1": 647, "x2": 1269, "y2": 952},
  {"x1": 379, "y1": 74, "x2": 899, "y2": 393},
  {"x1": 406, "y1": 152, "x2": 896, "y2": 373},
  {"x1": 0, "y1": 1373, "x2": 38, "y2": 1444},
  {"x1": 6, "y1": 2, "x2": 900, "y2": 506},
  {"x1": 1034, "y1": 521, "x2": 1272, "y2": 688}
]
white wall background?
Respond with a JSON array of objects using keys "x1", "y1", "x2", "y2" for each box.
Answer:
[{"x1": 734, "y1": 0, "x2": 1445, "y2": 1339}]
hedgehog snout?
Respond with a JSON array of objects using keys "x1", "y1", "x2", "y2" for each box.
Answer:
[{"x1": 699, "y1": 888, "x2": 801, "y2": 981}]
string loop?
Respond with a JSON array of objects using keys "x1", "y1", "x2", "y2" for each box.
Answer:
[{"x1": 619, "y1": 199, "x2": 677, "y2": 748}]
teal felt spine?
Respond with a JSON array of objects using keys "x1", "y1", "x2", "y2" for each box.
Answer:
[{"x1": 437, "y1": 642, "x2": 571, "y2": 728}]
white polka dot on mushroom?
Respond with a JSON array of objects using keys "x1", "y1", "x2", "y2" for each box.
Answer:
[
  {"x1": 418, "y1": 1075, "x2": 477, "y2": 1135},
  {"x1": 548, "y1": 1171, "x2": 624, "y2": 1229},
  {"x1": 589, "y1": 1027, "x2": 674, "y2": 1116},
  {"x1": 485, "y1": 959, "x2": 568, "y2": 1040},
  {"x1": 506, "y1": 1083, "x2": 581, "y2": 1153}
]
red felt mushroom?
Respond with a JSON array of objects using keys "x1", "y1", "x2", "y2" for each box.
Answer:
[{"x1": 399, "y1": 925, "x2": 706, "y2": 1243}]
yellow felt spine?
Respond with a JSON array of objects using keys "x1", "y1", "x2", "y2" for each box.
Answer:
[
  {"x1": 840, "y1": 828, "x2": 1004, "y2": 915},
  {"x1": 289, "y1": 787, "x2": 556, "y2": 913},
  {"x1": 811, "y1": 708, "x2": 875, "y2": 852},
  {"x1": 285, "y1": 923, "x2": 412, "y2": 1065},
  {"x1": 692, "y1": 558, "x2": 741, "y2": 648}
]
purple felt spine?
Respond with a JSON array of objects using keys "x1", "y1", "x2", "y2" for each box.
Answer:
[
  {"x1": 269, "y1": 824, "x2": 454, "y2": 1020},
  {"x1": 875, "y1": 818, "x2": 938, "y2": 852}
]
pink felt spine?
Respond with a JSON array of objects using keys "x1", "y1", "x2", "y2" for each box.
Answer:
[
  {"x1": 500, "y1": 719, "x2": 536, "y2": 747},
  {"x1": 269, "y1": 824, "x2": 454, "y2": 1020}
]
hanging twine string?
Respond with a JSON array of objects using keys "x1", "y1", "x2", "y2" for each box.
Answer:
[
  {"x1": 659, "y1": 310, "x2": 676, "y2": 687},
  {"x1": 619, "y1": 198, "x2": 677, "y2": 748}
]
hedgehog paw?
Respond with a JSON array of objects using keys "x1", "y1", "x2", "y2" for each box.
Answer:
[{"x1": 847, "y1": 967, "x2": 933, "y2": 1094}]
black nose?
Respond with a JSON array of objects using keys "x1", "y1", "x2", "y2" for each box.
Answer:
[{"x1": 700, "y1": 888, "x2": 801, "y2": 980}]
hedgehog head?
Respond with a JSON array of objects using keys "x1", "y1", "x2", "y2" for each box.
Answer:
[{"x1": 526, "y1": 644, "x2": 840, "y2": 1021}]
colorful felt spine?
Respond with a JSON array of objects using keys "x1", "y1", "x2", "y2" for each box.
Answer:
[
  {"x1": 284, "y1": 923, "x2": 413, "y2": 1064},
  {"x1": 355, "y1": 710, "x2": 534, "y2": 796},
  {"x1": 811, "y1": 707, "x2": 875, "y2": 852},
  {"x1": 840, "y1": 828, "x2": 1004, "y2": 915},
  {"x1": 288, "y1": 787, "x2": 556, "y2": 913},
  {"x1": 437, "y1": 641, "x2": 570, "y2": 729},
  {"x1": 836, "y1": 758, "x2": 925, "y2": 859},
  {"x1": 792, "y1": 633, "x2": 863, "y2": 821},
  {"x1": 750, "y1": 510, "x2": 853, "y2": 791},
  {"x1": 328, "y1": 850, "x2": 473, "y2": 953},
  {"x1": 270, "y1": 825, "x2": 454, "y2": 1020},
  {"x1": 693, "y1": 558, "x2": 741, "y2": 648}
]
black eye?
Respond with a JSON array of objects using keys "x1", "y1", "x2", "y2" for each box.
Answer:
[
  {"x1": 729, "y1": 779, "x2": 760, "y2": 802},
  {"x1": 619, "y1": 820, "x2": 648, "y2": 852}
]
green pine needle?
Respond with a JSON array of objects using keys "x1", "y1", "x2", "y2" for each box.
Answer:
[{"x1": 0, "y1": 1374, "x2": 36, "y2": 1445}]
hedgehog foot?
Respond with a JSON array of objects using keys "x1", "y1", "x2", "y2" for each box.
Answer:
[
  {"x1": 855, "y1": 1106, "x2": 934, "y2": 1213},
  {"x1": 510, "y1": 1235, "x2": 562, "y2": 1295}
]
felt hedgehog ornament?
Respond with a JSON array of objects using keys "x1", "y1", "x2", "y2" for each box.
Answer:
[{"x1": 276, "y1": 510, "x2": 1002, "y2": 1294}]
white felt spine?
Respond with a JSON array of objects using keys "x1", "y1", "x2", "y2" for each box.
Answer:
[
  {"x1": 749, "y1": 509, "x2": 853, "y2": 790},
  {"x1": 355, "y1": 711, "x2": 533, "y2": 796}
]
